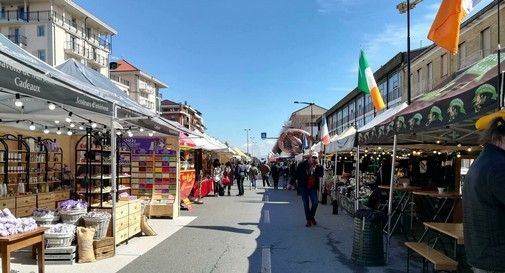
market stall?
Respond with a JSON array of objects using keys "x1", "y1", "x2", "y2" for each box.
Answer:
[
  {"x1": 0, "y1": 33, "x2": 185, "y2": 266},
  {"x1": 357, "y1": 52, "x2": 505, "y2": 258}
]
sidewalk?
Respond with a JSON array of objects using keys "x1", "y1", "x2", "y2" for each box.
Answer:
[
  {"x1": 5, "y1": 216, "x2": 196, "y2": 273},
  {"x1": 256, "y1": 188, "x2": 418, "y2": 273}
]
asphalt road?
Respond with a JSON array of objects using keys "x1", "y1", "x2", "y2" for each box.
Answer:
[{"x1": 117, "y1": 179, "x2": 412, "y2": 273}]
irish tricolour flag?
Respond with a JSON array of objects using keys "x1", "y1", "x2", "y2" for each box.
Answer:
[
  {"x1": 358, "y1": 50, "x2": 385, "y2": 112},
  {"x1": 428, "y1": 0, "x2": 480, "y2": 54},
  {"x1": 320, "y1": 114, "x2": 330, "y2": 145}
]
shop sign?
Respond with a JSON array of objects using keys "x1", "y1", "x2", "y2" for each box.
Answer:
[{"x1": 0, "y1": 55, "x2": 112, "y2": 115}]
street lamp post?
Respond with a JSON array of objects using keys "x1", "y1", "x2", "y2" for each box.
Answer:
[
  {"x1": 244, "y1": 128, "x2": 251, "y2": 155},
  {"x1": 397, "y1": 0, "x2": 423, "y2": 105},
  {"x1": 294, "y1": 101, "x2": 315, "y2": 137}
]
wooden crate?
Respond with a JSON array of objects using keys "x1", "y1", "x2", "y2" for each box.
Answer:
[
  {"x1": 145, "y1": 204, "x2": 173, "y2": 218},
  {"x1": 37, "y1": 246, "x2": 76, "y2": 265},
  {"x1": 93, "y1": 237, "x2": 115, "y2": 260}
]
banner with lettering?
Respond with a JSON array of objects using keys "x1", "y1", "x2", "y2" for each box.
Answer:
[
  {"x1": 179, "y1": 170, "x2": 196, "y2": 201},
  {"x1": 0, "y1": 54, "x2": 112, "y2": 115},
  {"x1": 123, "y1": 137, "x2": 177, "y2": 155}
]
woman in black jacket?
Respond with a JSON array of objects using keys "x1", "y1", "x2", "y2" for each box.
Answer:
[{"x1": 464, "y1": 116, "x2": 505, "y2": 273}]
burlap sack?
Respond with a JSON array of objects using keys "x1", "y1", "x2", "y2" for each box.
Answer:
[{"x1": 77, "y1": 226, "x2": 96, "y2": 263}]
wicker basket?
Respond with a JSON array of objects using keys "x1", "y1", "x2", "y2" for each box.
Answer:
[
  {"x1": 83, "y1": 214, "x2": 111, "y2": 240},
  {"x1": 45, "y1": 232, "x2": 74, "y2": 248},
  {"x1": 59, "y1": 209, "x2": 87, "y2": 225},
  {"x1": 33, "y1": 215, "x2": 60, "y2": 225}
]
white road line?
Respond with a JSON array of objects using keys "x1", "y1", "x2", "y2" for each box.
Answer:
[
  {"x1": 264, "y1": 210, "x2": 270, "y2": 224},
  {"x1": 261, "y1": 246, "x2": 272, "y2": 273}
]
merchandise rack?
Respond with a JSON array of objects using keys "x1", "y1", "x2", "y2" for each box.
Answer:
[
  {"x1": 0, "y1": 134, "x2": 30, "y2": 194},
  {"x1": 75, "y1": 128, "x2": 132, "y2": 208}
]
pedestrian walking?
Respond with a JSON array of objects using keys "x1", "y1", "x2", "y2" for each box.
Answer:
[
  {"x1": 211, "y1": 159, "x2": 223, "y2": 197},
  {"x1": 271, "y1": 162, "x2": 280, "y2": 190},
  {"x1": 280, "y1": 162, "x2": 289, "y2": 189},
  {"x1": 288, "y1": 160, "x2": 297, "y2": 191},
  {"x1": 235, "y1": 161, "x2": 247, "y2": 196},
  {"x1": 463, "y1": 116, "x2": 505, "y2": 273},
  {"x1": 245, "y1": 161, "x2": 252, "y2": 190},
  {"x1": 249, "y1": 163, "x2": 259, "y2": 189},
  {"x1": 260, "y1": 161, "x2": 271, "y2": 188},
  {"x1": 296, "y1": 152, "x2": 323, "y2": 227},
  {"x1": 223, "y1": 162, "x2": 233, "y2": 196}
]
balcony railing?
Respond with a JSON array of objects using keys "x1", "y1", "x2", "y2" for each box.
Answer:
[
  {"x1": 0, "y1": 10, "x2": 51, "y2": 22},
  {"x1": 64, "y1": 41, "x2": 85, "y2": 56},
  {"x1": 7, "y1": 34, "x2": 27, "y2": 46},
  {"x1": 0, "y1": 10, "x2": 111, "y2": 50}
]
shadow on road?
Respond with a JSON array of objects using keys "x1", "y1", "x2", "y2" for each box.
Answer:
[{"x1": 184, "y1": 225, "x2": 254, "y2": 234}]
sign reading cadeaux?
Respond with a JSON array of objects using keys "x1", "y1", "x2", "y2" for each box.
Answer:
[{"x1": 0, "y1": 54, "x2": 112, "y2": 115}]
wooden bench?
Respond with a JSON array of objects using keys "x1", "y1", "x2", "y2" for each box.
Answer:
[{"x1": 405, "y1": 242, "x2": 458, "y2": 272}]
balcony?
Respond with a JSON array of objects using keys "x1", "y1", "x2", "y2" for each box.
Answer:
[
  {"x1": 64, "y1": 41, "x2": 85, "y2": 57},
  {"x1": 87, "y1": 51, "x2": 107, "y2": 67},
  {"x1": 7, "y1": 34, "x2": 26, "y2": 47},
  {"x1": 139, "y1": 83, "x2": 155, "y2": 94},
  {"x1": 0, "y1": 10, "x2": 51, "y2": 23}
]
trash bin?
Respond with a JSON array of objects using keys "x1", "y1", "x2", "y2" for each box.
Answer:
[{"x1": 351, "y1": 209, "x2": 385, "y2": 266}]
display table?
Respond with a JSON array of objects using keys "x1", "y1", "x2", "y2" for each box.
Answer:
[
  {"x1": 192, "y1": 179, "x2": 213, "y2": 198},
  {"x1": 413, "y1": 191, "x2": 461, "y2": 223},
  {"x1": 0, "y1": 227, "x2": 48, "y2": 273},
  {"x1": 379, "y1": 185, "x2": 422, "y2": 239}
]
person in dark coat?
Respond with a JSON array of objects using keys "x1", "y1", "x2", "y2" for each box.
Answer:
[
  {"x1": 271, "y1": 163, "x2": 280, "y2": 190},
  {"x1": 296, "y1": 152, "x2": 324, "y2": 227},
  {"x1": 463, "y1": 116, "x2": 505, "y2": 273}
]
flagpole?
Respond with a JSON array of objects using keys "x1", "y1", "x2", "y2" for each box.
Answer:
[
  {"x1": 498, "y1": 0, "x2": 502, "y2": 108},
  {"x1": 407, "y1": 0, "x2": 412, "y2": 105}
]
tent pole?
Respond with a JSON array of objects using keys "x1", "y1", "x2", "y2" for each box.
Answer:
[
  {"x1": 110, "y1": 103, "x2": 117, "y2": 256},
  {"x1": 355, "y1": 146, "x2": 360, "y2": 212},
  {"x1": 386, "y1": 134, "x2": 397, "y2": 263},
  {"x1": 334, "y1": 151, "x2": 338, "y2": 176}
]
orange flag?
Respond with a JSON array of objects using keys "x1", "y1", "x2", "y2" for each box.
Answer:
[{"x1": 428, "y1": 0, "x2": 479, "y2": 54}]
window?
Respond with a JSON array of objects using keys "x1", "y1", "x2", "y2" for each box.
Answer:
[
  {"x1": 481, "y1": 27, "x2": 491, "y2": 58},
  {"x1": 417, "y1": 68, "x2": 423, "y2": 93},
  {"x1": 427, "y1": 62, "x2": 433, "y2": 91},
  {"x1": 37, "y1": 50, "x2": 46, "y2": 62},
  {"x1": 441, "y1": 54, "x2": 449, "y2": 77},
  {"x1": 37, "y1": 25, "x2": 45, "y2": 37},
  {"x1": 388, "y1": 72, "x2": 401, "y2": 102},
  {"x1": 348, "y1": 99, "x2": 355, "y2": 125},
  {"x1": 458, "y1": 42, "x2": 466, "y2": 68},
  {"x1": 356, "y1": 94, "x2": 364, "y2": 116}
]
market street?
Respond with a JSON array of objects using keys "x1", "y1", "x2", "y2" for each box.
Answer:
[{"x1": 117, "y1": 182, "x2": 409, "y2": 273}]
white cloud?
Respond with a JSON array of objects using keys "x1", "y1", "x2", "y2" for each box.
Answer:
[
  {"x1": 241, "y1": 139, "x2": 276, "y2": 159},
  {"x1": 316, "y1": 0, "x2": 352, "y2": 13}
]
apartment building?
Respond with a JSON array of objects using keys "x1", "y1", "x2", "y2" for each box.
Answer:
[
  {"x1": 407, "y1": 1, "x2": 504, "y2": 99},
  {"x1": 110, "y1": 59, "x2": 167, "y2": 113},
  {"x1": 288, "y1": 104, "x2": 327, "y2": 137},
  {"x1": 0, "y1": 0, "x2": 116, "y2": 75},
  {"x1": 160, "y1": 100, "x2": 205, "y2": 132}
]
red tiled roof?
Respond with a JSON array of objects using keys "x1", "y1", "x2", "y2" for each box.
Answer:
[
  {"x1": 111, "y1": 59, "x2": 139, "y2": 72},
  {"x1": 161, "y1": 99, "x2": 178, "y2": 105}
]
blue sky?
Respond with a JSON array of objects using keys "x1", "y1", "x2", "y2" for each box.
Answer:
[{"x1": 77, "y1": 0, "x2": 491, "y2": 158}]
